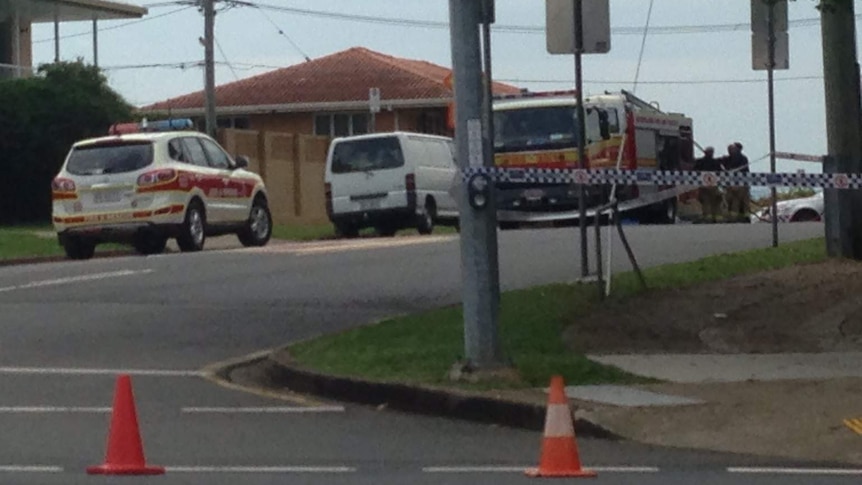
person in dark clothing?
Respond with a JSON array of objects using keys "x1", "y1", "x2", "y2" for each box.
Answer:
[
  {"x1": 723, "y1": 142, "x2": 750, "y2": 222},
  {"x1": 694, "y1": 146, "x2": 722, "y2": 222}
]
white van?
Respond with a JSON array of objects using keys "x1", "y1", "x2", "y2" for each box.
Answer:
[{"x1": 324, "y1": 132, "x2": 459, "y2": 237}]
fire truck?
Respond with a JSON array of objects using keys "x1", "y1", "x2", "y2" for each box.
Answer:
[{"x1": 492, "y1": 89, "x2": 694, "y2": 224}]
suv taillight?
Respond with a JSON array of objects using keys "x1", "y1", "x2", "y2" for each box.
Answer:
[
  {"x1": 325, "y1": 182, "x2": 333, "y2": 216},
  {"x1": 137, "y1": 169, "x2": 176, "y2": 187},
  {"x1": 51, "y1": 177, "x2": 76, "y2": 193}
]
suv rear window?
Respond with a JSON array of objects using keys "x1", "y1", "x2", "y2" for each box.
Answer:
[
  {"x1": 331, "y1": 137, "x2": 404, "y2": 174},
  {"x1": 66, "y1": 141, "x2": 154, "y2": 175}
]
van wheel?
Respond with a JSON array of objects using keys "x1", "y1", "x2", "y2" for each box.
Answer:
[
  {"x1": 132, "y1": 232, "x2": 167, "y2": 255},
  {"x1": 177, "y1": 200, "x2": 206, "y2": 252},
  {"x1": 417, "y1": 199, "x2": 436, "y2": 235},
  {"x1": 63, "y1": 236, "x2": 96, "y2": 260},
  {"x1": 335, "y1": 223, "x2": 359, "y2": 239}
]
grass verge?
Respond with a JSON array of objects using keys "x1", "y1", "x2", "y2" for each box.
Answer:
[
  {"x1": 0, "y1": 226, "x2": 129, "y2": 261},
  {"x1": 289, "y1": 237, "x2": 827, "y2": 389}
]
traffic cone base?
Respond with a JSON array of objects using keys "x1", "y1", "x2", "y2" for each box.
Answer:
[
  {"x1": 86, "y1": 464, "x2": 165, "y2": 476},
  {"x1": 526, "y1": 375, "x2": 596, "y2": 479},
  {"x1": 87, "y1": 375, "x2": 164, "y2": 476}
]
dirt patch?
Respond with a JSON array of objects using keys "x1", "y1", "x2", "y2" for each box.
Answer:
[{"x1": 563, "y1": 259, "x2": 862, "y2": 354}]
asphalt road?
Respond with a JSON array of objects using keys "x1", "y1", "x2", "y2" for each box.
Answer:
[{"x1": 0, "y1": 222, "x2": 839, "y2": 484}]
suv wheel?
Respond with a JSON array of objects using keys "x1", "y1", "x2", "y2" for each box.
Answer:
[
  {"x1": 177, "y1": 201, "x2": 206, "y2": 252},
  {"x1": 63, "y1": 236, "x2": 96, "y2": 260},
  {"x1": 132, "y1": 232, "x2": 168, "y2": 256},
  {"x1": 417, "y1": 200, "x2": 436, "y2": 235},
  {"x1": 238, "y1": 198, "x2": 273, "y2": 247},
  {"x1": 335, "y1": 223, "x2": 359, "y2": 239}
]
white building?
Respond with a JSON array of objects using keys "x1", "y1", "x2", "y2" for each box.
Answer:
[{"x1": 0, "y1": 0, "x2": 146, "y2": 78}]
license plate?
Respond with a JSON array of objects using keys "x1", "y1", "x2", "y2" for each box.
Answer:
[
  {"x1": 358, "y1": 199, "x2": 381, "y2": 210},
  {"x1": 93, "y1": 190, "x2": 123, "y2": 204},
  {"x1": 523, "y1": 189, "x2": 545, "y2": 200}
]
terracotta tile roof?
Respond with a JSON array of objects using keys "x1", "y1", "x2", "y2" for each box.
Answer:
[{"x1": 142, "y1": 47, "x2": 521, "y2": 112}]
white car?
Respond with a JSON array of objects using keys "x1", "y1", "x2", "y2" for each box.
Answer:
[
  {"x1": 52, "y1": 119, "x2": 272, "y2": 260},
  {"x1": 750, "y1": 191, "x2": 823, "y2": 223}
]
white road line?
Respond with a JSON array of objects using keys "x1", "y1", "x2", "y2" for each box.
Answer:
[
  {"x1": 0, "y1": 406, "x2": 111, "y2": 413},
  {"x1": 294, "y1": 235, "x2": 456, "y2": 256},
  {"x1": 165, "y1": 466, "x2": 355, "y2": 473},
  {"x1": 0, "y1": 466, "x2": 63, "y2": 473},
  {"x1": 728, "y1": 467, "x2": 862, "y2": 475},
  {"x1": 422, "y1": 465, "x2": 660, "y2": 473},
  {"x1": 182, "y1": 406, "x2": 345, "y2": 413},
  {"x1": 0, "y1": 269, "x2": 153, "y2": 293},
  {"x1": 0, "y1": 366, "x2": 201, "y2": 377}
]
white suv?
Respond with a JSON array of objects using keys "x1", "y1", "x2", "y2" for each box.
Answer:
[{"x1": 52, "y1": 120, "x2": 272, "y2": 260}]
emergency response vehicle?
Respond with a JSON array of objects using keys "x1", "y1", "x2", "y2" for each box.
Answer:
[
  {"x1": 493, "y1": 89, "x2": 694, "y2": 224},
  {"x1": 51, "y1": 118, "x2": 271, "y2": 260}
]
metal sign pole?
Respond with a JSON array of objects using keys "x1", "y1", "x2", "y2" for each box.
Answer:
[
  {"x1": 767, "y1": 1, "x2": 779, "y2": 247},
  {"x1": 574, "y1": 0, "x2": 589, "y2": 278}
]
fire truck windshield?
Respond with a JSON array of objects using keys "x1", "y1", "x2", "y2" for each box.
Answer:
[{"x1": 493, "y1": 106, "x2": 579, "y2": 153}]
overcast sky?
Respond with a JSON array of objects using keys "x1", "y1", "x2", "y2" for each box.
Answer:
[{"x1": 29, "y1": 0, "x2": 862, "y2": 178}]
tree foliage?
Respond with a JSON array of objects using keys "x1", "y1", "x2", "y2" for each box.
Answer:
[{"x1": 0, "y1": 60, "x2": 132, "y2": 224}]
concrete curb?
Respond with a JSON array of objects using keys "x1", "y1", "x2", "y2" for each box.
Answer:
[{"x1": 255, "y1": 353, "x2": 621, "y2": 440}]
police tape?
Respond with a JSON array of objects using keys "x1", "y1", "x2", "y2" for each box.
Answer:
[{"x1": 461, "y1": 167, "x2": 862, "y2": 189}]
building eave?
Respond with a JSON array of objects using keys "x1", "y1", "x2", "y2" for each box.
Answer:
[{"x1": 139, "y1": 97, "x2": 452, "y2": 117}]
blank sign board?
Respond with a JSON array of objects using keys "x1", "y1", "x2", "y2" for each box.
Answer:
[{"x1": 546, "y1": 0, "x2": 611, "y2": 55}]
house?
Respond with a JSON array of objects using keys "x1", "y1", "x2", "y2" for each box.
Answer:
[
  {"x1": 141, "y1": 46, "x2": 522, "y2": 138},
  {"x1": 0, "y1": 0, "x2": 147, "y2": 78}
]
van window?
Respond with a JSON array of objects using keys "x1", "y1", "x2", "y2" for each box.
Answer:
[
  {"x1": 66, "y1": 141, "x2": 154, "y2": 175},
  {"x1": 331, "y1": 137, "x2": 404, "y2": 174}
]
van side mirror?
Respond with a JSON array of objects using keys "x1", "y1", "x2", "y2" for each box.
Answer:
[{"x1": 235, "y1": 155, "x2": 250, "y2": 169}]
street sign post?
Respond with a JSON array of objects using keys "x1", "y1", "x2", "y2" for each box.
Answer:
[
  {"x1": 369, "y1": 87, "x2": 380, "y2": 133},
  {"x1": 751, "y1": 0, "x2": 788, "y2": 248},
  {"x1": 546, "y1": 0, "x2": 611, "y2": 279}
]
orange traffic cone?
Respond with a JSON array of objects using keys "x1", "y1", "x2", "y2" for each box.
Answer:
[
  {"x1": 526, "y1": 375, "x2": 596, "y2": 478},
  {"x1": 87, "y1": 374, "x2": 165, "y2": 475}
]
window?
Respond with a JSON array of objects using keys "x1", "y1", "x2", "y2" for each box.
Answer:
[
  {"x1": 313, "y1": 113, "x2": 369, "y2": 137},
  {"x1": 168, "y1": 139, "x2": 186, "y2": 163},
  {"x1": 330, "y1": 136, "x2": 404, "y2": 174},
  {"x1": 180, "y1": 138, "x2": 209, "y2": 167},
  {"x1": 199, "y1": 138, "x2": 232, "y2": 170},
  {"x1": 216, "y1": 116, "x2": 250, "y2": 130},
  {"x1": 66, "y1": 142, "x2": 154, "y2": 175}
]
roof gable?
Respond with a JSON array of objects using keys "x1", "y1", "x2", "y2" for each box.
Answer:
[{"x1": 143, "y1": 47, "x2": 521, "y2": 113}]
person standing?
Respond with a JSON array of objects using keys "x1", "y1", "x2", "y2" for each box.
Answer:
[
  {"x1": 694, "y1": 146, "x2": 722, "y2": 222},
  {"x1": 723, "y1": 142, "x2": 750, "y2": 223}
]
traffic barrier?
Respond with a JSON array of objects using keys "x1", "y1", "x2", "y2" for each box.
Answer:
[
  {"x1": 526, "y1": 375, "x2": 597, "y2": 478},
  {"x1": 462, "y1": 167, "x2": 860, "y2": 189},
  {"x1": 87, "y1": 374, "x2": 165, "y2": 475}
]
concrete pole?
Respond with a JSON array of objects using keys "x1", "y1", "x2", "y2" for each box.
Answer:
[
  {"x1": 93, "y1": 18, "x2": 98, "y2": 68},
  {"x1": 821, "y1": 0, "x2": 862, "y2": 258},
  {"x1": 449, "y1": 0, "x2": 503, "y2": 369},
  {"x1": 11, "y1": 10, "x2": 20, "y2": 77},
  {"x1": 480, "y1": 3, "x2": 501, "y2": 311},
  {"x1": 204, "y1": 0, "x2": 217, "y2": 138}
]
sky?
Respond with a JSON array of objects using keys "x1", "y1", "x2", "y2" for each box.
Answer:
[{"x1": 28, "y1": 0, "x2": 862, "y2": 180}]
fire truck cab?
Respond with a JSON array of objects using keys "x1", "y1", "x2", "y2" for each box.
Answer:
[{"x1": 492, "y1": 89, "x2": 694, "y2": 224}]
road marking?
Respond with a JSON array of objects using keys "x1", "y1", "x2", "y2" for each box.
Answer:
[
  {"x1": 165, "y1": 466, "x2": 355, "y2": 473},
  {"x1": 0, "y1": 406, "x2": 111, "y2": 413},
  {"x1": 181, "y1": 406, "x2": 345, "y2": 413},
  {"x1": 294, "y1": 235, "x2": 455, "y2": 256},
  {"x1": 0, "y1": 466, "x2": 63, "y2": 473},
  {"x1": 0, "y1": 366, "x2": 201, "y2": 377},
  {"x1": 0, "y1": 269, "x2": 153, "y2": 293},
  {"x1": 845, "y1": 417, "x2": 862, "y2": 435},
  {"x1": 422, "y1": 465, "x2": 660, "y2": 473},
  {"x1": 728, "y1": 467, "x2": 862, "y2": 475}
]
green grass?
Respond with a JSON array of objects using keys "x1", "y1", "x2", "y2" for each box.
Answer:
[
  {"x1": 0, "y1": 226, "x2": 128, "y2": 260},
  {"x1": 290, "y1": 237, "x2": 828, "y2": 389}
]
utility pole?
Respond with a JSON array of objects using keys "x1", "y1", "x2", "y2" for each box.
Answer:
[
  {"x1": 821, "y1": 0, "x2": 862, "y2": 258},
  {"x1": 449, "y1": 0, "x2": 503, "y2": 369},
  {"x1": 203, "y1": 0, "x2": 217, "y2": 138},
  {"x1": 767, "y1": 1, "x2": 778, "y2": 247}
]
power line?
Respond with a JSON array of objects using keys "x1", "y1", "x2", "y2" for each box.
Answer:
[
  {"x1": 632, "y1": 0, "x2": 655, "y2": 93},
  {"x1": 33, "y1": 6, "x2": 193, "y2": 44},
  {"x1": 500, "y1": 75, "x2": 824, "y2": 85},
  {"x1": 250, "y1": 4, "x2": 311, "y2": 62},
  {"x1": 214, "y1": 37, "x2": 240, "y2": 81}
]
